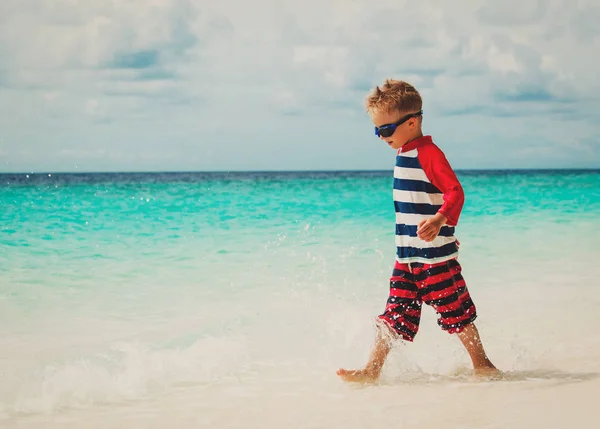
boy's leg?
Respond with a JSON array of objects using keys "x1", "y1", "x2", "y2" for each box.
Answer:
[
  {"x1": 419, "y1": 258, "x2": 500, "y2": 375},
  {"x1": 337, "y1": 262, "x2": 421, "y2": 383},
  {"x1": 456, "y1": 322, "x2": 499, "y2": 375},
  {"x1": 336, "y1": 321, "x2": 394, "y2": 383}
]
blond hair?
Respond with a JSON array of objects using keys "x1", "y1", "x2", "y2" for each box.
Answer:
[{"x1": 365, "y1": 79, "x2": 422, "y2": 114}]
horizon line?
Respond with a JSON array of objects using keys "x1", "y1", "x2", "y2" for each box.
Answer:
[{"x1": 1, "y1": 167, "x2": 599, "y2": 176}]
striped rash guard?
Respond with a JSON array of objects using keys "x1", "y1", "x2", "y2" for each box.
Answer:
[{"x1": 393, "y1": 135, "x2": 465, "y2": 264}]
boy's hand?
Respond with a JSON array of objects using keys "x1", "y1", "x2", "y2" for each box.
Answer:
[{"x1": 417, "y1": 213, "x2": 447, "y2": 242}]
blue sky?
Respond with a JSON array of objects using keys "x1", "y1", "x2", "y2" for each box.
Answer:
[{"x1": 0, "y1": 0, "x2": 599, "y2": 173}]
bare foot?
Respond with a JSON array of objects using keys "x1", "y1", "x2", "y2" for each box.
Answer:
[
  {"x1": 474, "y1": 365, "x2": 503, "y2": 380},
  {"x1": 336, "y1": 368, "x2": 380, "y2": 383}
]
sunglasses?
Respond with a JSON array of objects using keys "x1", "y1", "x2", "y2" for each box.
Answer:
[{"x1": 374, "y1": 110, "x2": 423, "y2": 138}]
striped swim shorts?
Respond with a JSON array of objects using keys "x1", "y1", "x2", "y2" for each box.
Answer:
[{"x1": 378, "y1": 258, "x2": 477, "y2": 341}]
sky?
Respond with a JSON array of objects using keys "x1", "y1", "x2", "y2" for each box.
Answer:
[{"x1": 0, "y1": 0, "x2": 599, "y2": 173}]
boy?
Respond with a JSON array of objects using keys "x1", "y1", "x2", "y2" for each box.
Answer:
[{"x1": 337, "y1": 79, "x2": 499, "y2": 383}]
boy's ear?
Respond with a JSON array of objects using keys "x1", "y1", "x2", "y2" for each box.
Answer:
[{"x1": 410, "y1": 117, "x2": 422, "y2": 128}]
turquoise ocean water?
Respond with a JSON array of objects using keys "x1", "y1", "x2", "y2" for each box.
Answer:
[{"x1": 1, "y1": 170, "x2": 600, "y2": 428}]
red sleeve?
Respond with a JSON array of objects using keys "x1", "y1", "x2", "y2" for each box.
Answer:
[{"x1": 417, "y1": 143, "x2": 465, "y2": 226}]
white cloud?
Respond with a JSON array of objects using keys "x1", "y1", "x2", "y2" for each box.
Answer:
[
  {"x1": 478, "y1": 0, "x2": 547, "y2": 26},
  {"x1": 0, "y1": 0, "x2": 598, "y2": 172}
]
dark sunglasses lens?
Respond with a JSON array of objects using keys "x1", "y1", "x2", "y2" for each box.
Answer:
[{"x1": 378, "y1": 127, "x2": 395, "y2": 138}]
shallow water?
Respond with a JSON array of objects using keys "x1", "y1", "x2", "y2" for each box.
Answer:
[{"x1": 1, "y1": 170, "x2": 599, "y2": 428}]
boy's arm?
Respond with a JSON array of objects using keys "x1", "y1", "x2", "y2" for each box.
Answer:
[{"x1": 416, "y1": 144, "x2": 465, "y2": 241}]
